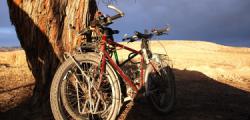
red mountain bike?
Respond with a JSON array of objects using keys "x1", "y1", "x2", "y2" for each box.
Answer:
[{"x1": 50, "y1": 5, "x2": 176, "y2": 120}]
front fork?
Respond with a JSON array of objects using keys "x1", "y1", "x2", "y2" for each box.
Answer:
[
  {"x1": 143, "y1": 53, "x2": 163, "y2": 96},
  {"x1": 97, "y1": 53, "x2": 106, "y2": 89},
  {"x1": 142, "y1": 48, "x2": 150, "y2": 64}
]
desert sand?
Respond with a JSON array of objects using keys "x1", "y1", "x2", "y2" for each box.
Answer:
[
  {"x1": 120, "y1": 40, "x2": 250, "y2": 91},
  {"x1": 0, "y1": 50, "x2": 34, "y2": 112},
  {"x1": 0, "y1": 40, "x2": 249, "y2": 120}
]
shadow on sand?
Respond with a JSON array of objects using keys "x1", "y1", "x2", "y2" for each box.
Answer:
[
  {"x1": 1, "y1": 68, "x2": 249, "y2": 120},
  {"x1": 122, "y1": 69, "x2": 250, "y2": 120}
]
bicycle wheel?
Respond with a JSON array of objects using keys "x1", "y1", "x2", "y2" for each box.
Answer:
[
  {"x1": 144, "y1": 63, "x2": 176, "y2": 113},
  {"x1": 50, "y1": 53, "x2": 122, "y2": 120}
]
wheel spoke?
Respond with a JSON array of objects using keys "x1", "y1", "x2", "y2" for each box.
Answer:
[
  {"x1": 51, "y1": 55, "x2": 120, "y2": 120},
  {"x1": 70, "y1": 65, "x2": 111, "y2": 117}
]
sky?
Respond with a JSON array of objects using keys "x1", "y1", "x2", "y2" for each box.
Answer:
[
  {"x1": 0, "y1": 0, "x2": 20, "y2": 47},
  {"x1": 1, "y1": 0, "x2": 250, "y2": 47}
]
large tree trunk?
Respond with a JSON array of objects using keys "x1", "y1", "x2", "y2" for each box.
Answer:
[{"x1": 7, "y1": 0, "x2": 97, "y2": 117}]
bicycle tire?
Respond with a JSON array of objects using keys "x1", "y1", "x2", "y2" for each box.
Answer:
[
  {"x1": 50, "y1": 53, "x2": 122, "y2": 120},
  {"x1": 144, "y1": 63, "x2": 176, "y2": 113}
]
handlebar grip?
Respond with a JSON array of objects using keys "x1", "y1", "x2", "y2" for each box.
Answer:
[
  {"x1": 110, "y1": 14, "x2": 123, "y2": 21},
  {"x1": 155, "y1": 28, "x2": 168, "y2": 33},
  {"x1": 152, "y1": 27, "x2": 170, "y2": 34}
]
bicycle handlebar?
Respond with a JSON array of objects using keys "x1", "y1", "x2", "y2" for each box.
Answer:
[
  {"x1": 151, "y1": 26, "x2": 170, "y2": 35},
  {"x1": 108, "y1": 4, "x2": 124, "y2": 21},
  {"x1": 90, "y1": 5, "x2": 124, "y2": 27},
  {"x1": 122, "y1": 26, "x2": 170, "y2": 42}
]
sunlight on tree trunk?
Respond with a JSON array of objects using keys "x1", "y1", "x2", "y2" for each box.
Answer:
[{"x1": 7, "y1": 0, "x2": 97, "y2": 115}]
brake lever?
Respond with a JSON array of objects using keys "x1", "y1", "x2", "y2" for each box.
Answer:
[{"x1": 107, "y1": 4, "x2": 124, "y2": 16}]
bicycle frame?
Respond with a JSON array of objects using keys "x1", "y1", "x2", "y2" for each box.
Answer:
[{"x1": 98, "y1": 35, "x2": 146, "y2": 96}]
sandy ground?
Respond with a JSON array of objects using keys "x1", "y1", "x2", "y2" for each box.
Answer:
[
  {"x1": 121, "y1": 40, "x2": 250, "y2": 91},
  {"x1": 0, "y1": 40, "x2": 249, "y2": 120},
  {"x1": 0, "y1": 50, "x2": 34, "y2": 112}
]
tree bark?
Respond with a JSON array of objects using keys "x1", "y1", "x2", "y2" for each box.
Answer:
[{"x1": 7, "y1": 0, "x2": 97, "y2": 116}]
